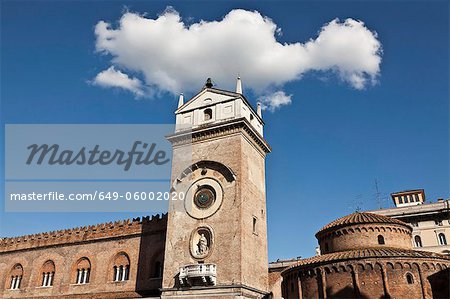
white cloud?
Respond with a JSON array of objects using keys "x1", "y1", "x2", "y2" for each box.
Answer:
[
  {"x1": 302, "y1": 18, "x2": 382, "y2": 90},
  {"x1": 93, "y1": 8, "x2": 382, "y2": 109},
  {"x1": 259, "y1": 91, "x2": 292, "y2": 112},
  {"x1": 92, "y1": 66, "x2": 145, "y2": 97}
]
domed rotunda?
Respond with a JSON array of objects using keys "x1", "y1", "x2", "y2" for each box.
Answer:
[{"x1": 281, "y1": 212, "x2": 450, "y2": 299}]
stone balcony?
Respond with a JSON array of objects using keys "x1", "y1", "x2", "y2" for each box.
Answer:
[{"x1": 179, "y1": 263, "x2": 217, "y2": 286}]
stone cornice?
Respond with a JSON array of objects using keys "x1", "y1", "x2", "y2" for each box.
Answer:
[
  {"x1": 371, "y1": 200, "x2": 450, "y2": 218},
  {"x1": 161, "y1": 283, "x2": 270, "y2": 296},
  {"x1": 166, "y1": 117, "x2": 271, "y2": 154}
]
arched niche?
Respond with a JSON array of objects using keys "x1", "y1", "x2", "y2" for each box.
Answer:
[{"x1": 190, "y1": 226, "x2": 214, "y2": 259}]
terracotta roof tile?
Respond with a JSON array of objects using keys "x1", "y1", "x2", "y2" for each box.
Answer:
[
  {"x1": 316, "y1": 212, "x2": 410, "y2": 236},
  {"x1": 283, "y1": 247, "x2": 450, "y2": 272}
]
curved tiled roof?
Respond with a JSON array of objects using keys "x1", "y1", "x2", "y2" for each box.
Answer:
[
  {"x1": 282, "y1": 247, "x2": 450, "y2": 273},
  {"x1": 316, "y1": 212, "x2": 410, "y2": 236}
]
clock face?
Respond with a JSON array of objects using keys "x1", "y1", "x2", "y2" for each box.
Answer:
[
  {"x1": 184, "y1": 177, "x2": 223, "y2": 219},
  {"x1": 194, "y1": 186, "x2": 215, "y2": 209}
]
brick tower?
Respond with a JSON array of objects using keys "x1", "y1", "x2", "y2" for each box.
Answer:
[{"x1": 161, "y1": 77, "x2": 271, "y2": 298}]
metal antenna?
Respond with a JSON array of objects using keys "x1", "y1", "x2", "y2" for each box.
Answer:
[
  {"x1": 375, "y1": 179, "x2": 381, "y2": 209},
  {"x1": 348, "y1": 194, "x2": 364, "y2": 212}
]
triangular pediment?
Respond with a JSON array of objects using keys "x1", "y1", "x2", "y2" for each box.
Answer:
[{"x1": 176, "y1": 88, "x2": 240, "y2": 114}]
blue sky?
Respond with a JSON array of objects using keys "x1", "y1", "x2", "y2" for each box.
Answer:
[{"x1": 1, "y1": 1, "x2": 448, "y2": 261}]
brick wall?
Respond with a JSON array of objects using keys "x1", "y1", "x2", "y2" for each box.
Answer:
[
  {"x1": 0, "y1": 215, "x2": 167, "y2": 298},
  {"x1": 317, "y1": 224, "x2": 412, "y2": 254},
  {"x1": 282, "y1": 259, "x2": 450, "y2": 299}
]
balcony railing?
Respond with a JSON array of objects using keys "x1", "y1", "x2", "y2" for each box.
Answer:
[{"x1": 179, "y1": 263, "x2": 216, "y2": 286}]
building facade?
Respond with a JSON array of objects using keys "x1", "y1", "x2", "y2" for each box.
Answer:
[
  {"x1": 0, "y1": 78, "x2": 273, "y2": 299},
  {"x1": 371, "y1": 189, "x2": 450, "y2": 255},
  {"x1": 2, "y1": 79, "x2": 449, "y2": 299},
  {"x1": 162, "y1": 77, "x2": 271, "y2": 298},
  {"x1": 281, "y1": 212, "x2": 450, "y2": 299},
  {"x1": 269, "y1": 259, "x2": 301, "y2": 299},
  {"x1": 0, "y1": 215, "x2": 167, "y2": 298}
]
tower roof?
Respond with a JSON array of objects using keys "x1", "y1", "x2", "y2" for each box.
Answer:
[
  {"x1": 172, "y1": 77, "x2": 267, "y2": 143},
  {"x1": 316, "y1": 212, "x2": 410, "y2": 237},
  {"x1": 175, "y1": 79, "x2": 263, "y2": 124}
]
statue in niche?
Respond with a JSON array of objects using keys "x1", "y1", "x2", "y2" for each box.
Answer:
[
  {"x1": 190, "y1": 227, "x2": 213, "y2": 259},
  {"x1": 197, "y1": 233, "x2": 209, "y2": 256}
]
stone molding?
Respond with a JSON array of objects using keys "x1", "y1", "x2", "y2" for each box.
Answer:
[{"x1": 166, "y1": 117, "x2": 271, "y2": 155}]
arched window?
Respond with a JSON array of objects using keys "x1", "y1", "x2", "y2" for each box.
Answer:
[
  {"x1": 9, "y1": 264, "x2": 23, "y2": 290},
  {"x1": 154, "y1": 261, "x2": 163, "y2": 278},
  {"x1": 40, "y1": 260, "x2": 55, "y2": 287},
  {"x1": 204, "y1": 108, "x2": 212, "y2": 121},
  {"x1": 414, "y1": 235, "x2": 423, "y2": 247},
  {"x1": 438, "y1": 233, "x2": 447, "y2": 245},
  {"x1": 378, "y1": 235, "x2": 385, "y2": 245},
  {"x1": 74, "y1": 258, "x2": 91, "y2": 284},
  {"x1": 113, "y1": 253, "x2": 130, "y2": 282},
  {"x1": 406, "y1": 273, "x2": 414, "y2": 284}
]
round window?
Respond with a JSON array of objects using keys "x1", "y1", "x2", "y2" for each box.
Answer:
[
  {"x1": 194, "y1": 186, "x2": 216, "y2": 209},
  {"x1": 184, "y1": 178, "x2": 223, "y2": 219}
]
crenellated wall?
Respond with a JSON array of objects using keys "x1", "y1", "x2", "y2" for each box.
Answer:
[{"x1": 0, "y1": 214, "x2": 167, "y2": 253}]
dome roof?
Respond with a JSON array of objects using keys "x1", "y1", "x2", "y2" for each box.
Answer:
[
  {"x1": 282, "y1": 247, "x2": 450, "y2": 272},
  {"x1": 316, "y1": 212, "x2": 410, "y2": 237}
]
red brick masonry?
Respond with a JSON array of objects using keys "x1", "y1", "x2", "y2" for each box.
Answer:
[
  {"x1": 0, "y1": 214, "x2": 167, "y2": 299},
  {"x1": 281, "y1": 212, "x2": 450, "y2": 299}
]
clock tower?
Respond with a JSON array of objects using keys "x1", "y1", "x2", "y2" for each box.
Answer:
[{"x1": 162, "y1": 77, "x2": 271, "y2": 298}]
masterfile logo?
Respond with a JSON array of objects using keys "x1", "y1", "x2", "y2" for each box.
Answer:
[
  {"x1": 5, "y1": 124, "x2": 192, "y2": 212},
  {"x1": 26, "y1": 141, "x2": 170, "y2": 171}
]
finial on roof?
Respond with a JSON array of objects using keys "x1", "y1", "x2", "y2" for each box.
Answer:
[
  {"x1": 236, "y1": 76, "x2": 242, "y2": 94},
  {"x1": 177, "y1": 93, "x2": 184, "y2": 108},
  {"x1": 257, "y1": 102, "x2": 262, "y2": 118},
  {"x1": 205, "y1": 78, "x2": 213, "y2": 88}
]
